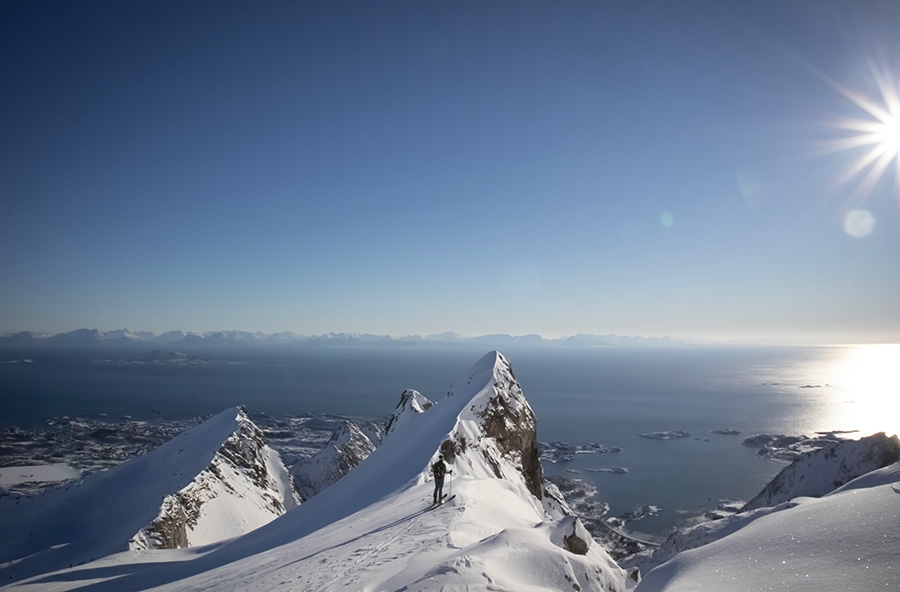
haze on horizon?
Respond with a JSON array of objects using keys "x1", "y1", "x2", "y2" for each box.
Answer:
[{"x1": 1, "y1": 1, "x2": 899, "y2": 345}]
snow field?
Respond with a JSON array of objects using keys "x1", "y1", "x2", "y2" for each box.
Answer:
[{"x1": 637, "y1": 470, "x2": 900, "y2": 591}]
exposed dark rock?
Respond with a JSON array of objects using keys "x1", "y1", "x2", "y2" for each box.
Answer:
[
  {"x1": 440, "y1": 437, "x2": 462, "y2": 463},
  {"x1": 134, "y1": 409, "x2": 296, "y2": 549},
  {"x1": 142, "y1": 495, "x2": 189, "y2": 549},
  {"x1": 472, "y1": 356, "x2": 543, "y2": 500},
  {"x1": 556, "y1": 515, "x2": 593, "y2": 555}
]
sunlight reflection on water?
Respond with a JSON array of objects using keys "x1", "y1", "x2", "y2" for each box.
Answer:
[
  {"x1": 764, "y1": 344, "x2": 900, "y2": 438},
  {"x1": 817, "y1": 344, "x2": 900, "y2": 438}
]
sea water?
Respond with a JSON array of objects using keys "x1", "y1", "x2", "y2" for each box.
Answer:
[{"x1": 1, "y1": 343, "x2": 897, "y2": 538}]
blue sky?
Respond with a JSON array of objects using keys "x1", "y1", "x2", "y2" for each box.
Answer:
[{"x1": 1, "y1": 0, "x2": 899, "y2": 343}]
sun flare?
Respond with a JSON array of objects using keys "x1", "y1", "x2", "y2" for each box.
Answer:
[{"x1": 820, "y1": 61, "x2": 900, "y2": 199}]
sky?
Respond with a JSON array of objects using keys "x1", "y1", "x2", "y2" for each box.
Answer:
[{"x1": 1, "y1": 0, "x2": 899, "y2": 343}]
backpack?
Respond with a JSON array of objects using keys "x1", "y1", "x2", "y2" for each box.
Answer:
[{"x1": 432, "y1": 461, "x2": 446, "y2": 479}]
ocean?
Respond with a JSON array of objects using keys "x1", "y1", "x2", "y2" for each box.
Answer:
[{"x1": 1, "y1": 343, "x2": 897, "y2": 538}]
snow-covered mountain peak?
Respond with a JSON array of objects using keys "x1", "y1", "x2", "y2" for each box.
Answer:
[
  {"x1": 384, "y1": 388, "x2": 433, "y2": 436},
  {"x1": 196, "y1": 350, "x2": 625, "y2": 591},
  {"x1": 0, "y1": 407, "x2": 297, "y2": 584},
  {"x1": 435, "y1": 350, "x2": 544, "y2": 501},
  {"x1": 293, "y1": 419, "x2": 380, "y2": 500},
  {"x1": 3, "y1": 351, "x2": 627, "y2": 592},
  {"x1": 131, "y1": 406, "x2": 299, "y2": 549}
]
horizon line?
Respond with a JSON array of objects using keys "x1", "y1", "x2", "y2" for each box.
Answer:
[{"x1": 1, "y1": 327, "x2": 894, "y2": 348}]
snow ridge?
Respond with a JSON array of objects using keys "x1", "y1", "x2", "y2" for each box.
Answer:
[
  {"x1": 439, "y1": 351, "x2": 545, "y2": 501},
  {"x1": 741, "y1": 431, "x2": 900, "y2": 511},
  {"x1": 130, "y1": 408, "x2": 299, "y2": 549},
  {"x1": 3, "y1": 351, "x2": 627, "y2": 592},
  {"x1": 0, "y1": 407, "x2": 297, "y2": 583}
]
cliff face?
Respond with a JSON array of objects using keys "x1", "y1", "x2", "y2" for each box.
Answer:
[
  {"x1": 741, "y1": 431, "x2": 900, "y2": 512},
  {"x1": 130, "y1": 409, "x2": 299, "y2": 549},
  {"x1": 419, "y1": 351, "x2": 565, "y2": 519}
]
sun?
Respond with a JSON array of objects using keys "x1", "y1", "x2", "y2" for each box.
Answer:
[
  {"x1": 878, "y1": 115, "x2": 900, "y2": 156},
  {"x1": 820, "y1": 61, "x2": 900, "y2": 199}
]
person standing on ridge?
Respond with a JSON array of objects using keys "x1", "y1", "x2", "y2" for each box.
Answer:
[{"x1": 432, "y1": 454, "x2": 451, "y2": 504}]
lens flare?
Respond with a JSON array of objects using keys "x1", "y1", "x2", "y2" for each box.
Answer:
[{"x1": 843, "y1": 209, "x2": 875, "y2": 238}]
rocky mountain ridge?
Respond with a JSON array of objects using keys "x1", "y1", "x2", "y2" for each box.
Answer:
[
  {"x1": 0, "y1": 407, "x2": 297, "y2": 583},
  {"x1": 131, "y1": 408, "x2": 299, "y2": 549},
  {"x1": 0, "y1": 351, "x2": 626, "y2": 591},
  {"x1": 438, "y1": 351, "x2": 547, "y2": 502},
  {"x1": 292, "y1": 418, "x2": 383, "y2": 501}
]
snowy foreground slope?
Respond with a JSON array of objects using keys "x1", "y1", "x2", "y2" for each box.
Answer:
[
  {"x1": 0, "y1": 408, "x2": 297, "y2": 584},
  {"x1": 4, "y1": 351, "x2": 626, "y2": 592},
  {"x1": 636, "y1": 461, "x2": 900, "y2": 591}
]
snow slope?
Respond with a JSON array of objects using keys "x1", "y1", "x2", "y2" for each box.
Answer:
[
  {"x1": 741, "y1": 431, "x2": 900, "y2": 511},
  {"x1": 633, "y1": 433, "x2": 900, "y2": 577},
  {"x1": 5, "y1": 351, "x2": 626, "y2": 592},
  {"x1": 635, "y1": 472, "x2": 900, "y2": 591},
  {"x1": 0, "y1": 408, "x2": 296, "y2": 584}
]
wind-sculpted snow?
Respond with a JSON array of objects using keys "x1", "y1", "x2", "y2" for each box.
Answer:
[
  {"x1": 829, "y1": 459, "x2": 900, "y2": 493},
  {"x1": 629, "y1": 431, "x2": 900, "y2": 583},
  {"x1": 130, "y1": 409, "x2": 299, "y2": 549},
  {"x1": 630, "y1": 500, "x2": 796, "y2": 579},
  {"x1": 3, "y1": 351, "x2": 627, "y2": 592},
  {"x1": 635, "y1": 473, "x2": 900, "y2": 591},
  {"x1": 0, "y1": 407, "x2": 297, "y2": 583}
]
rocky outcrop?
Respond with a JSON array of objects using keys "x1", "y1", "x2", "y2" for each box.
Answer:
[
  {"x1": 553, "y1": 515, "x2": 593, "y2": 555},
  {"x1": 293, "y1": 420, "x2": 381, "y2": 500},
  {"x1": 130, "y1": 408, "x2": 299, "y2": 549},
  {"x1": 430, "y1": 352, "x2": 547, "y2": 505},
  {"x1": 742, "y1": 431, "x2": 900, "y2": 511},
  {"x1": 474, "y1": 356, "x2": 543, "y2": 499}
]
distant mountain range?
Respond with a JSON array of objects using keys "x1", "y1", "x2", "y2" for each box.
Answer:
[{"x1": 0, "y1": 329, "x2": 690, "y2": 348}]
